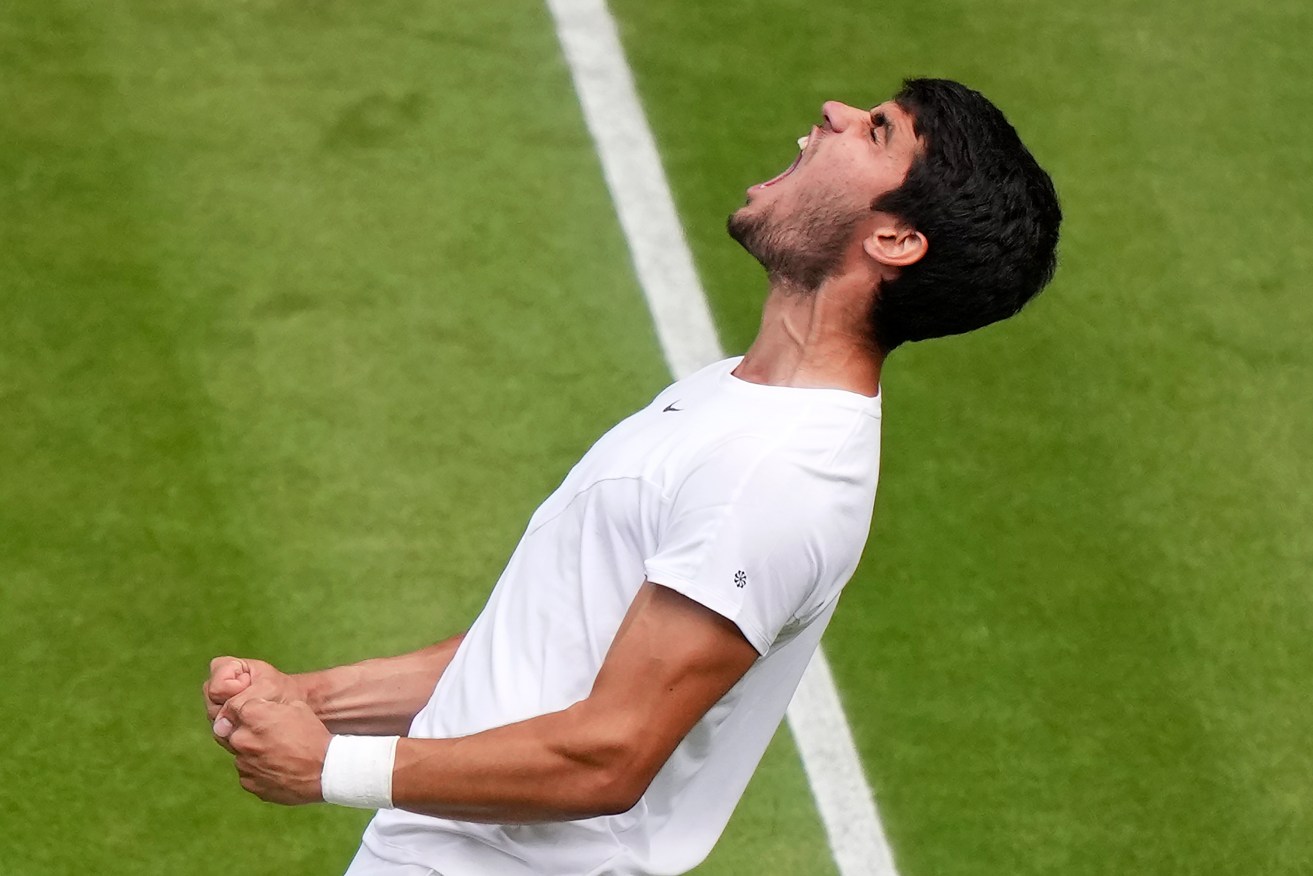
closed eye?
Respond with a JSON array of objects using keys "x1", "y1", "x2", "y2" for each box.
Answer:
[
  {"x1": 870, "y1": 111, "x2": 886, "y2": 143},
  {"x1": 869, "y1": 109, "x2": 895, "y2": 149}
]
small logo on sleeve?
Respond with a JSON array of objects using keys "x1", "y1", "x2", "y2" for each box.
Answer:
[
  {"x1": 734, "y1": 570, "x2": 747, "y2": 589},
  {"x1": 663, "y1": 402, "x2": 683, "y2": 412}
]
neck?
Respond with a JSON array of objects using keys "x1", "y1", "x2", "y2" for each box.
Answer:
[{"x1": 733, "y1": 274, "x2": 885, "y2": 398}]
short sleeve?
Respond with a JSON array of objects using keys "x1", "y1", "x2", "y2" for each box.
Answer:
[{"x1": 643, "y1": 438, "x2": 840, "y2": 655}]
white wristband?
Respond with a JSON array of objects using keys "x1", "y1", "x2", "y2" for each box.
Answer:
[{"x1": 321, "y1": 735, "x2": 400, "y2": 810}]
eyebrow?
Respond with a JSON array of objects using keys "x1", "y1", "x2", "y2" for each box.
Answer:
[{"x1": 871, "y1": 108, "x2": 894, "y2": 146}]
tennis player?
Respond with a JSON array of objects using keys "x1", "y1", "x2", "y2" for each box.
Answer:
[{"x1": 204, "y1": 78, "x2": 1060, "y2": 875}]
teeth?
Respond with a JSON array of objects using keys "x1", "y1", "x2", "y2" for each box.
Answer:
[{"x1": 797, "y1": 135, "x2": 808, "y2": 150}]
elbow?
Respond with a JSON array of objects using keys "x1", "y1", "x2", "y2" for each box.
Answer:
[
  {"x1": 564, "y1": 719, "x2": 658, "y2": 818},
  {"x1": 586, "y1": 764, "x2": 649, "y2": 817}
]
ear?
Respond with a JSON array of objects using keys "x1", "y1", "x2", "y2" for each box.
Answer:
[{"x1": 862, "y1": 221, "x2": 927, "y2": 269}]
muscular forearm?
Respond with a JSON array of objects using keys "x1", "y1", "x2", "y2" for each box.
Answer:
[
  {"x1": 235, "y1": 586, "x2": 757, "y2": 820},
  {"x1": 390, "y1": 701, "x2": 645, "y2": 824},
  {"x1": 380, "y1": 585, "x2": 758, "y2": 824},
  {"x1": 299, "y1": 633, "x2": 465, "y2": 735}
]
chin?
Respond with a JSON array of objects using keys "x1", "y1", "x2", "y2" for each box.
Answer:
[
  {"x1": 726, "y1": 205, "x2": 756, "y2": 248},
  {"x1": 728, "y1": 197, "x2": 766, "y2": 227}
]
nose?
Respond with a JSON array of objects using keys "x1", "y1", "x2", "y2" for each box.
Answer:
[{"x1": 821, "y1": 100, "x2": 863, "y2": 133}]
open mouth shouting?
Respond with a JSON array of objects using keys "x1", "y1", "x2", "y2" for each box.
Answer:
[{"x1": 754, "y1": 127, "x2": 817, "y2": 190}]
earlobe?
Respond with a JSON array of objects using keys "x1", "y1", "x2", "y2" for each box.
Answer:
[{"x1": 863, "y1": 226, "x2": 928, "y2": 268}]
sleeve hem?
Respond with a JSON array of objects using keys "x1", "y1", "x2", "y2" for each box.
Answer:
[{"x1": 643, "y1": 566, "x2": 772, "y2": 656}]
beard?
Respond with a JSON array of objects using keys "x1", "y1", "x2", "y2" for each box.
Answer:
[{"x1": 727, "y1": 193, "x2": 863, "y2": 292}]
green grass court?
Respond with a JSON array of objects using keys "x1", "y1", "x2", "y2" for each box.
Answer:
[{"x1": 2, "y1": 1, "x2": 1311, "y2": 873}]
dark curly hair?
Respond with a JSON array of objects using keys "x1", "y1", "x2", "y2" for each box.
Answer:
[{"x1": 870, "y1": 78, "x2": 1062, "y2": 352}]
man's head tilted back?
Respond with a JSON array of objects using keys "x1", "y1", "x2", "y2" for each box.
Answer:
[{"x1": 729, "y1": 77, "x2": 1062, "y2": 353}]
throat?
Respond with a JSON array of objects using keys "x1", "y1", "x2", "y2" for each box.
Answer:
[{"x1": 735, "y1": 282, "x2": 884, "y2": 397}]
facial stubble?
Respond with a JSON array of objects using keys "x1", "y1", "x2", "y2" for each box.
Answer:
[{"x1": 727, "y1": 190, "x2": 864, "y2": 293}]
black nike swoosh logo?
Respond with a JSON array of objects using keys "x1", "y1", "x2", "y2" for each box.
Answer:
[{"x1": 663, "y1": 402, "x2": 683, "y2": 412}]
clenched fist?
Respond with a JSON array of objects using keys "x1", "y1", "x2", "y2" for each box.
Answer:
[
  {"x1": 215, "y1": 698, "x2": 331, "y2": 805},
  {"x1": 203, "y1": 656, "x2": 308, "y2": 737}
]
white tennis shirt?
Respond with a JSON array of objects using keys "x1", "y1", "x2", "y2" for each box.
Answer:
[{"x1": 357, "y1": 357, "x2": 881, "y2": 875}]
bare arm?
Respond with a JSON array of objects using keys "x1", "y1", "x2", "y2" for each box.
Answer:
[
  {"x1": 206, "y1": 632, "x2": 465, "y2": 737},
  {"x1": 220, "y1": 585, "x2": 758, "y2": 818},
  {"x1": 301, "y1": 633, "x2": 466, "y2": 735},
  {"x1": 389, "y1": 583, "x2": 758, "y2": 822}
]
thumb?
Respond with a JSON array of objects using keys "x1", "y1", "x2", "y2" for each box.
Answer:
[
  {"x1": 212, "y1": 695, "x2": 248, "y2": 739},
  {"x1": 208, "y1": 676, "x2": 250, "y2": 703},
  {"x1": 217, "y1": 695, "x2": 275, "y2": 739},
  {"x1": 213, "y1": 713, "x2": 235, "y2": 739}
]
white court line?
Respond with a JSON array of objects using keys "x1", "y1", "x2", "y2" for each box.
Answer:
[{"x1": 544, "y1": 2, "x2": 899, "y2": 874}]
